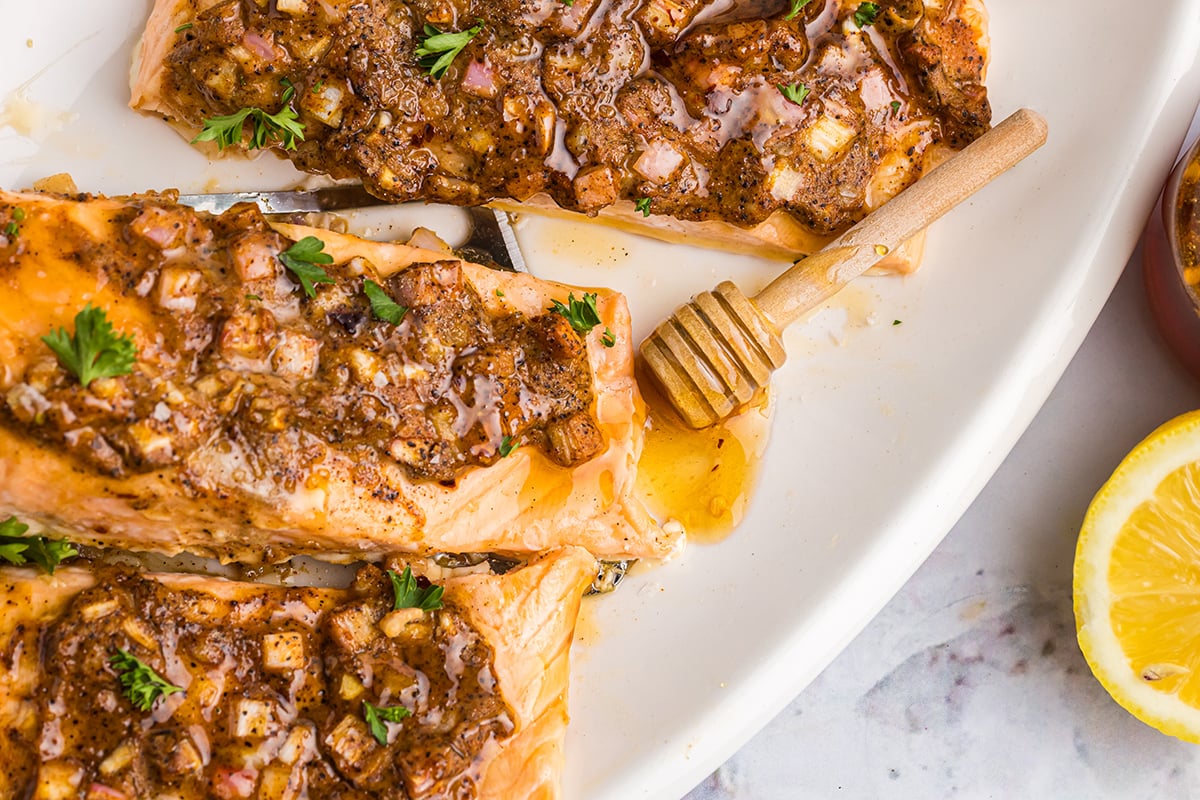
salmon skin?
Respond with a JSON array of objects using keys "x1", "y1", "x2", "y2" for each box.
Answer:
[
  {"x1": 0, "y1": 190, "x2": 672, "y2": 562},
  {"x1": 0, "y1": 547, "x2": 596, "y2": 799}
]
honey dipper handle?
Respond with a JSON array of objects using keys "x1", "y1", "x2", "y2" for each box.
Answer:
[{"x1": 753, "y1": 108, "x2": 1049, "y2": 329}]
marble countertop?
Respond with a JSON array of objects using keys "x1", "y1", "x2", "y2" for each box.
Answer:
[{"x1": 682, "y1": 141, "x2": 1200, "y2": 799}]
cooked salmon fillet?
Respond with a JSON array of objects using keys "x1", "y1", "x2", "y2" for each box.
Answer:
[
  {"x1": 129, "y1": 0, "x2": 991, "y2": 267},
  {"x1": 0, "y1": 546, "x2": 596, "y2": 799},
  {"x1": 0, "y1": 190, "x2": 671, "y2": 561}
]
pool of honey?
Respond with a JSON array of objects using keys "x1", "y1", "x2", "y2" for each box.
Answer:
[{"x1": 634, "y1": 364, "x2": 773, "y2": 543}]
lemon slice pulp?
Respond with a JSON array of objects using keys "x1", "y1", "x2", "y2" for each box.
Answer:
[{"x1": 1075, "y1": 409, "x2": 1200, "y2": 741}]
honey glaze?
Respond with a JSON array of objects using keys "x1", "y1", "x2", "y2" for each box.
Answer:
[{"x1": 635, "y1": 366, "x2": 773, "y2": 543}]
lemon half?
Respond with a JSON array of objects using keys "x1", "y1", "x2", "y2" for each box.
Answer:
[{"x1": 1075, "y1": 409, "x2": 1200, "y2": 741}]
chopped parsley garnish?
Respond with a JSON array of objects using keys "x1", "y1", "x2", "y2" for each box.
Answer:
[
  {"x1": 110, "y1": 649, "x2": 184, "y2": 711},
  {"x1": 601, "y1": 327, "x2": 616, "y2": 348},
  {"x1": 415, "y1": 22, "x2": 483, "y2": 79},
  {"x1": 778, "y1": 82, "x2": 810, "y2": 105},
  {"x1": 363, "y1": 279, "x2": 408, "y2": 324},
  {"x1": 893, "y1": 319, "x2": 902, "y2": 326},
  {"x1": 0, "y1": 517, "x2": 77, "y2": 574},
  {"x1": 245, "y1": 293, "x2": 262, "y2": 301},
  {"x1": 363, "y1": 700, "x2": 411, "y2": 745},
  {"x1": 5, "y1": 207, "x2": 24, "y2": 237},
  {"x1": 890, "y1": 100, "x2": 901, "y2": 115},
  {"x1": 499, "y1": 435, "x2": 518, "y2": 457},
  {"x1": 388, "y1": 566, "x2": 444, "y2": 612},
  {"x1": 279, "y1": 236, "x2": 335, "y2": 298},
  {"x1": 549, "y1": 292, "x2": 603, "y2": 335},
  {"x1": 634, "y1": 197, "x2": 652, "y2": 217},
  {"x1": 784, "y1": 0, "x2": 813, "y2": 20},
  {"x1": 174, "y1": 22, "x2": 193, "y2": 33},
  {"x1": 42, "y1": 304, "x2": 137, "y2": 388},
  {"x1": 495, "y1": 288, "x2": 505, "y2": 298},
  {"x1": 192, "y1": 79, "x2": 305, "y2": 151},
  {"x1": 854, "y1": 2, "x2": 880, "y2": 27}
]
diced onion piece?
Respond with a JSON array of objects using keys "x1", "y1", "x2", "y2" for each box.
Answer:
[
  {"x1": 327, "y1": 604, "x2": 379, "y2": 652},
  {"x1": 276, "y1": 0, "x2": 308, "y2": 14},
  {"x1": 79, "y1": 598, "x2": 121, "y2": 623},
  {"x1": 256, "y1": 764, "x2": 301, "y2": 800},
  {"x1": 766, "y1": 162, "x2": 805, "y2": 203},
  {"x1": 230, "y1": 233, "x2": 278, "y2": 282},
  {"x1": 865, "y1": 150, "x2": 917, "y2": 210},
  {"x1": 202, "y1": 59, "x2": 240, "y2": 100},
  {"x1": 233, "y1": 698, "x2": 277, "y2": 739},
  {"x1": 339, "y1": 674, "x2": 365, "y2": 701},
  {"x1": 270, "y1": 333, "x2": 321, "y2": 380},
  {"x1": 325, "y1": 715, "x2": 375, "y2": 763},
  {"x1": 85, "y1": 784, "x2": 127, "y2": 800},
  {"x1": 302, "y1": 82, "x2": 347, "y2": 128},
  {"x1": 634, "y1": 140, "x2": 685, "y2": 183},
  {"x1": 261, "y1": 632, "x2": 306, "y2": 673},
  {"x1": 121, "y1": 619, "x2": 157, "y2": 650},
  {"x1": 277, "y1": 725, "x2": 316, "y2": 766},
  {"x1": 32, "y1": 760, "x2": 84, "y2": 800},
  {"x1": 99, "y1": 741, "x2": 136, "y2": 776},
  {"x1": 157, "y1": 267, "x2": 203, "y2": 313},
  {"x1": 806, "y1": 114, "x2": 857, "y2": 162},
  {"x1": 461, "y1": 60, "x2": 497, "y2": 98}
]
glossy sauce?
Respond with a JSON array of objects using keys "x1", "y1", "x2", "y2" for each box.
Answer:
[{"x1": 635, "y1": 368, "x2": 772, "y2": 542}]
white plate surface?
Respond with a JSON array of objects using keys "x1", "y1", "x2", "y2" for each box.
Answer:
[{"x1": 2, "y1": 3, "x2": 1200, "y2": 798}]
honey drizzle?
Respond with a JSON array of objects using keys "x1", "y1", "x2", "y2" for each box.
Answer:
[{"x1": 635, "y1": 367, "x2": 773, "y2": 543}]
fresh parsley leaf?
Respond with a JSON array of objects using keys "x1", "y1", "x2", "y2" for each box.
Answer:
[
  {"x1": 854, "y1": 2, "x2": 880, "y2": 27},
  {"x1": 499, "y1": 435, "x2": 518, "y2": 457},
  {"x1": 174, "y1": 22, "x2": 193, "y2": 33},
  {"x1": 192, "y1": 79, "x2": 305, "y2": 151},
  {"x1": 388, "y1": 566, "x2": 444, "y2": 612},
  {"x1": 12, "y1": 208, "x2": 25, "y2": 222},
  {"x1": 415, "y1": 22, "x2": 483, "y2": 79},
  {"x1": 3, "y1": 222, "x2": 16, "y2": 237},
  {"x1": 42, "y1": 304, "x2": 137, "y2": 389},
  {"x1": 889, "y1": 100, "x2": 901, "y2": 115},
  {"x1": 549, "y1": 292, "x2": 603, "y2": 335},
  {"x1": 279, "y1": 236, "x2": 335, "y2": 298},
  {"x1": 601, "y1": 327, "x2": 616, "y2": 348},
  {"x1": 784, "y1": 0, "x2": 813, "y2": 20},
  {"x1": 893, "y1": 319, "x2": 902, "y2": 326},
  {"x1": 778, "y1": 82, "x2": 810, "y2": 105},
  {"x1": 495, "y1": 288, "x2": 505, "y2": 298},
  {"x1": 0, "y1": 516, "x2": 77, "y2": 574},
  {"x1": 363, "y1": 700, "x2": 411, "y2": 745},
  {"x1": 363, "y1": 279, "x2": 408, "y2": 324},
  {"x1": 245, "y1": 293, "x2": 262, "y2": 301},
  {"x1": 110, "y1": 649, "x2": 184, "y2": 711},
  {"x1": 634, "y1": 197, "x2": 652, "y2": 217}
]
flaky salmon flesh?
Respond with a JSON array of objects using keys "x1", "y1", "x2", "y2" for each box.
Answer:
[
  {"x1": 0, "y1": 190, "x2": 673, "y2": 562},
  {"x1": 0, "y1": 546, "x2": 596, "y2": 799}
]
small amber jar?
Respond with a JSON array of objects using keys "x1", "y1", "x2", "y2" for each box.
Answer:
[{"x1": 1145, "y1": 137, "x2": 1200, "y2": 378}]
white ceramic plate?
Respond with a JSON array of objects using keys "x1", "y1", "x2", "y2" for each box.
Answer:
[{"x1": 3, "y1": 3, "x2": 1199, "y2": 798}]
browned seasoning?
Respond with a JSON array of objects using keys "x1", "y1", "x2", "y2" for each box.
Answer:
[
  {"x1": 9, "y1": 566, "x2": 510, "y2": 799},
  {"x1": 156, "y1": 0, "x2": 990, "y2": 236},
  {"x1": 0, "y1": 197, "x2": 600, "y2": 483}
]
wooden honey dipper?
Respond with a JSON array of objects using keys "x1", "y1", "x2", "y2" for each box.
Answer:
[{"x1": 641, "y1": 108, "x2": 1049, "y2": 428}]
